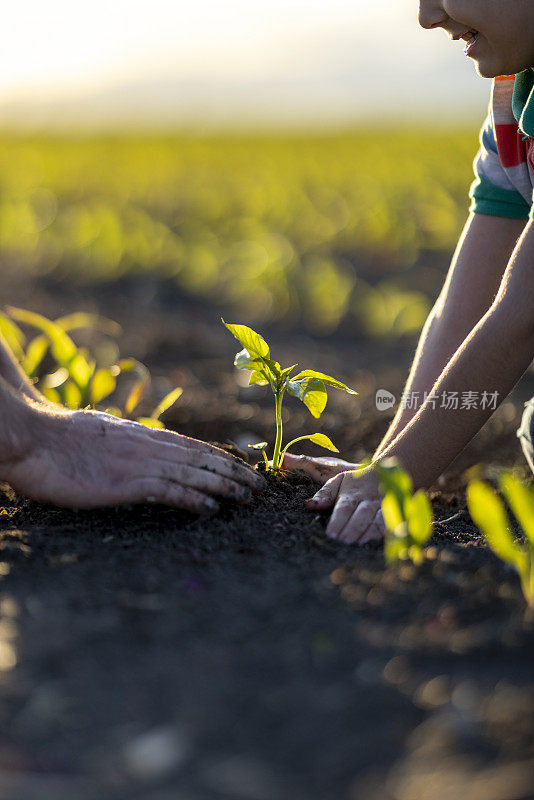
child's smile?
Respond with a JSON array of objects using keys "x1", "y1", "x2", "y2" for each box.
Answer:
[{"x1": 418, "y1": 0, "x2": 534, "y2": 78}]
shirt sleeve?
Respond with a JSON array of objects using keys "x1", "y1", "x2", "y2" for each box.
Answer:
[{"x1": 469, "y1": 112, "x2": 531, "y2": 220}]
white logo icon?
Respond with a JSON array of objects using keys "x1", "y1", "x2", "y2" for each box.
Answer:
[{"x1": 375, "y1": 390, "x2": 396, "y2": 411}]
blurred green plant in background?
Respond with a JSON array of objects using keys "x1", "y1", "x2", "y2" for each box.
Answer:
[
  {"x1": 0, "y1": 129, "x2": 476, "y2": 336},
  {"x1": 0, "y1": 307, "x2": 182, "y2": 427}
]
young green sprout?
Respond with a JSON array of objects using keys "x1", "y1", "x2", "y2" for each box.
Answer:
[
  {"x1": 467, "y1": 472, "x2": 534, "y2": 607},
  {"x1": 374, "y1": 458, "x2": 434, "y2": 565},
  {"x1": 0, "y1": 307, "x2": 182, "y2": 429},
  {"x1": 223, "y1": 321, "x2": 356, "y2": 471}
]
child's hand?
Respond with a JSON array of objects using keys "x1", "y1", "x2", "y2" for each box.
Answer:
[{"x1": 282, "y1": 453, "x2": 384, "y2": 544}]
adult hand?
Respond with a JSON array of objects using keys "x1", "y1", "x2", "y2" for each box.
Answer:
[
  {"x1": 7, "y1": 406, "x2": 265, "y2": 513},
  {"x1": 282, "y1": 453, "x2": 384, "y2": 544}
]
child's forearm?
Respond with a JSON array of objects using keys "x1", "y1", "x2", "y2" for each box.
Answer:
[
  {"x1": 377, "y1": 305, "x2": 534, "y2": 486},
  {"x1": 373, "y1": 303, "x2": 463, "y2": 457},
  {"x1": 374, "y1": 213, "x2": 526, "y2": 458}
]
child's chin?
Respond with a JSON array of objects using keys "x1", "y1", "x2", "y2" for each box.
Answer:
[
  {"x1": 473, "y1": 58, "x2": 501, "y2": 79},
  {"x1": 475, "y1": 64, "x2": 497, "y2": 79}
]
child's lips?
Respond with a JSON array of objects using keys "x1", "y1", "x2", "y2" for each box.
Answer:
[
  {"x1": 463, "y1": 31, "x2": 479, "y2": 56},
  {"x1": 451, "y1": 29, "x2": 478, "y2": 42},
  {"x1": 450, "y1": 29, "x2": 479, "y2": 55}
]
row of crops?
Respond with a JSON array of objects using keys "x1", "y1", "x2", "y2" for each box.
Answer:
[{"x1": 0, "y1": 129, "x2": 479, "y2": 336}]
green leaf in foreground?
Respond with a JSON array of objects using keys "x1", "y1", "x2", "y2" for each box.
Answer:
[
  {"x1": 467, "y1": 475, "x2": 534, "y2": 607},
  {"x1": 466, "y1": 480, "x2": 525, "y2": 568},
  {"x1": 499, "y1": 471, "x2": 534, "y2": 546},
  {"x1": 375, "y1": 459, "x2": 433, "y2": 565}
]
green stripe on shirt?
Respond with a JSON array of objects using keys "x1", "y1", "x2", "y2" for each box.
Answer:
[{"x1": 469, "y1": 174, "x2": 530, "y2": 220}]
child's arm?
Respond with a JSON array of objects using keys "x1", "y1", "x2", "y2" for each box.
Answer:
[
  {"x1": 374, "y1": 212, "x2": 526, "y2": 457},
  {"x1": 379, "y1": 217, "x2": 534, "y2": 485},
  {"x1": 290, "y1": 216, "x2": 534, "y2": 543}
]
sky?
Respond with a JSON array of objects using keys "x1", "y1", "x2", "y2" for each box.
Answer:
[{"x1": 0, "y1": 0, "x2": 488, "y2": 127}]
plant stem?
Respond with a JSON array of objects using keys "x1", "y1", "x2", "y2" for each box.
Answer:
[{"x1": 272, "y1": 389, "x2": 283, "y2": 470}]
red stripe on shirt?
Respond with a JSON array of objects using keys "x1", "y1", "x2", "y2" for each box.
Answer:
[{"x1": 495, "y1": 124, "x2": 527, "y2": 167}]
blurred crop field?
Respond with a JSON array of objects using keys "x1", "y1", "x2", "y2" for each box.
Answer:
[{"x1": 0, "y1": 129, "x2": 478, "y2": 337}]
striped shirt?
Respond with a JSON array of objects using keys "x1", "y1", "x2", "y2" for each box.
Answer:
[{"x1": 470, "y1": 69, "x2": 534, "y2": 220}]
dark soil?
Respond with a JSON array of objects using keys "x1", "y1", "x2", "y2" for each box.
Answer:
[{"x1": 1, "y1": 270, "x2": 534, "y2": 800}]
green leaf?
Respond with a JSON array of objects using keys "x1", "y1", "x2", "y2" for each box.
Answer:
[
  {"x1": 118, "y1": 359, "x2": 151, "y2": 415},
  {"x1": 291, "y1": 369, "x2": 357, "y2": 394},
  {"x1": 287, "y1": 377, "x2": 327, "y2": 418},
  {"x1": 104, "y1": 406, "x2": 122, "y2": 418},
  {"x1": 385, "y1": 537, "x2": 408, "y2": 565},
  {"x1": 0, "y1": 313, "x2": 26, "y2": 361},
  {"x1": 42, "y1": 386, "x2": 62, "y2": 405},
  {"x1": 137, "y1": 417, "x2": 166, "y2": 429},
  {"x1": 262, "y1": 358, "x2": 282, "y2": 378},
  {"x1": 8, "y1": 306, "x2": 77, "y2": 365},
  {"x1": 303, "y1": 433, "x2": 339, "y2": 452},
  {"x1": 382, "y1": 492, "x2": 405, "y2": 532},
  {"x1": 90, "y1": 367, "x2": 117, "y2": 405},
  {"x1": 117, "y1": 357, "x2": 137, "y2": 373},
  {"x1": 151, "y1": 387, "x2": 183, "y2": 420},
  {"x1": 279, "y1": 364, "x2": 298, "y2": 380},
  {"x1": 21, "y1": 335, "x2": 49, "y2": 377},
  {"x1": 408, "y1": 545, "x2": 424, "y2": 565},
  {"x1": 249, "y1": 441, "x2": 268, "y2": 451},
  {"x1": 223, "y1": 321, "x2": 270, "y2": 360},
  {"x1": 281, "y1": 433, "x2": 339, "y2": 461},
  {"x1": 405, "y1": 490, "x2": 433, "y2": 544},
  {"x1": 249, "y1": 370, "x2": 268, "y2": 386},
  {"x1": 64, "y1": 380, "x2": 82, "y2": 409},
  {"x1": 467, "y1": 480, "x2": 526, "y2": 568},
  {"x1": 499, "y1": 471, "x2": 534, "y2": 547},
  {"x1": 374, "y1": 458, "x2": 413, "y2": 511},
  {"x1": 68, "y1": 351, "x2": 95, "y2": 393}
]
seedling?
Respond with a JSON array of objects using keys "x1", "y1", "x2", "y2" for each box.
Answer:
[
  {"x1": 467, "y1": 472, "x2": 534, "y2": 607},
  {"x1": 223, "y1": 321, "x2": 356, "y2": 471},
  {"x1": 374, "y1": 458, "x2": 433, "y2": 565},
  {"x1": 0, "y1": 307, "x2": 182, "y2": 428}
]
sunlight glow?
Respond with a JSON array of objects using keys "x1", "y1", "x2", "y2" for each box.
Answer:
[{"x1": 0, "y1": 0, "x2": 485, "y2": 125}]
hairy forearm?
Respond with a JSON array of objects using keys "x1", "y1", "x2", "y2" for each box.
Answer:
[{"x1": 377, "y1": 303, "x2": 534, "y2": 488}]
